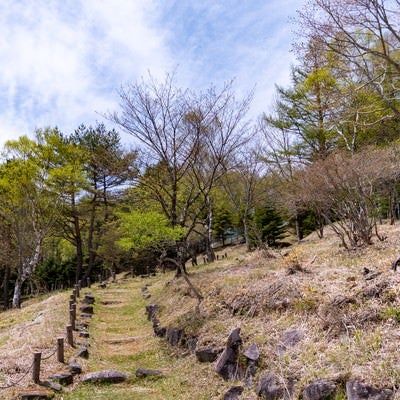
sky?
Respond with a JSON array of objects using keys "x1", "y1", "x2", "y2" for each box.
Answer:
[{"x1": 0, "y1": 0, "x2": 304, "y2": 148}]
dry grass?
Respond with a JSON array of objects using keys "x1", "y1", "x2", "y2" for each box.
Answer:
[{"x1": 2, "y1": 223, "x2": 400, "y2": 399}]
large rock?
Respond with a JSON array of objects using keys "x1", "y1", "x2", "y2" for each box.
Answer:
[
  {"x1": 81, "y1": 370, "x2": 128, "y2": 383},
  {"x1": 346, "y1": 381, "x2": 393, "y2": 400},
  {"x1": 256, "y1": 373, "x2": 286, "y2": 400},
  {"x1": 303, "y1": 380, "x2": 337, "y2": 400},
  {"x1": 215, "y1": 328, "x2": 243, "y2": 381},
  {"x1": 76, "y1": 347, "x2": 89, "y2": 359},
  {"x1": 223, "y1": 386, "x2": 244, "y2": 400},
  {"x1": 276, "y1": 329, "x2": 305, "y2": 355}
]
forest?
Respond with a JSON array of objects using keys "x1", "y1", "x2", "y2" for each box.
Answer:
[{"x1": 1, "y1": 0, "x2": 399, "y2": 310}]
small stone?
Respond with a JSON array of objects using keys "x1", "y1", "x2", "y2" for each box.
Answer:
[
  {"x1": 146, "y1": 304, "x2": 158, "y2": 321},
  {"x1": 80, "y1": 313, "x2": 93, "y2": 319},
  {"x1": 79, "y1": 331, "x2": 90, "y2": 338},
  {"x1": 76, "y1": 348, "x2": 89, "y2": 359},
  {"x1": 135, "y1": 368, "x2": 163, "y2": 377},
  {"x1": 75, "y1": 341, "x2": 90, "y2": 347},
  {"x1": 79, "y1": 305, "x2": 94, "y2": 314},
  {"x1": 257, "y1": 372, "x2": 285, "y2": 399},
  {"x1": 243, "y1": 343, "x2": 260, "y2": 361},
  {"x1": 82, "y1": 295, "x2": 95, "y2": 304},
  {"x1": 41, "y1": 380, "x2": 62, "y2": 391},
  {"x1": 223, "y1": 386, "x2": 244, "y2": 400},
  {"x1": 49, "y1": 373, "x2": 74, "y2": 386},
  {"x1": 303, "y1": 380, "x2": 337, "y2": 400},
  {"x1": 81, "y1": 370, "x2": 128, "y2": 383},
  {"x1": 68, "y1": 361, "x2": 82, "y2": 375},
  {"x1": 154, "y1": 326, "x2": 166, "y2": 337},
  {"x1": 195, "y1": 347, "x2": 221, "y2": 363},
  {"x1": 166, "y1": 327, "x2": 183, "y2": 346},
  {"x1": 19, "y1": 393, "x2": 54, "y2": 400},
  {"x1": 142, "y1": 293, "x2": 151, "y2": 299},
  {"x1": 346, "y1": 381, "x2": 393, "y2": 400}
]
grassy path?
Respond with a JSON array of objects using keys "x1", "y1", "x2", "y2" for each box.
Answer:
[{"x1": 56, "y1": 274, "x2": 222, "y2": 400}]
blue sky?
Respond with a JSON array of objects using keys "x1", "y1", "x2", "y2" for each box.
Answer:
[{"x1": 0, "y1": 0, "x2": 303, "y2": 147}]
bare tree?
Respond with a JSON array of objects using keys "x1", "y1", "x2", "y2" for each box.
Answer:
[
  {"x1": 295, "y1": 148, "x2": 394, "y2": 248},
  {"x1": 111, "y1": 74, "x2": 252, "y2": 270}
]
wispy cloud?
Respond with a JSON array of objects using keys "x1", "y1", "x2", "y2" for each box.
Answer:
[{"x1": 0, "y1": 0, "x2": 302, "y2": 146}]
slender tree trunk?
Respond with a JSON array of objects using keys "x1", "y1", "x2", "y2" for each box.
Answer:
[
  {"x1": 12, "y1": 276, "x2": 24, "y2": 308},
  {"x1": 3, "y1": 265, "x2": 10, "y2": 310},
  {"x1": 295, "y1": 213, "x2": 303, "y2": 242},
  {"x1": 206, "y1": 196, "x2": 216, "y2": 262},
  {"x1": 84, "y1": 194, "x2": 97, "y2": 284},
  {"x1": 72, "y1": 194, "x2": 84, "y2": 283},
  {"x1": 242, "y1": 217, "x2": 252, "y2": 252}
]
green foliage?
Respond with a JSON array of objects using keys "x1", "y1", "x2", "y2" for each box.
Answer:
[
  {"x1": 253, "y1": 205, "x2": 287, "y2": 246},
  {"x1": 213, "y1": 207, "x2": 234, "y2": 244},
  {"x1": 117, "y1": 210, "x2": 185, "y2": 252},
  {"x1": 34, "y1": 258, "x2": 76, "y2": 289}
]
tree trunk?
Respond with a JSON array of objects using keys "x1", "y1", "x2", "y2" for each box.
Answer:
[
  {"x1": 242, "y1": 217, "x2": 251, "y2": 252},
  {"x1": 295, "y1": 213, "x2": 303, "y2": 242},
  {"x1": 12, "y1": 276, "x2": 24, "y2": 308},
  {"x1": 206, "y1": 196, "x2": 216, "y2": 262},
  {"x1": 3, "y1": 265, "x2": 10, "y2": 310},
  {"x1": 72, "y1": 194, "x2": 84, "y2": 283}
]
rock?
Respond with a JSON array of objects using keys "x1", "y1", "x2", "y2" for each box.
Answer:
[
  {"x1": 146, "y1": 304, "x2": 158, "y2": 321},
  {"x1": 81, "y1": 370, "x2": 128, "y2": 383},
  {"x1": 80, "y1": 313, "x2": 93, "y2": 319},
  {"x1": 75, "y1": 341, "x2": 90, "y2": 347},
  {"x1": 135, "y1": 368, "x2": 163, "y2": 377},
  {"x1": 166, "y1": 327, "x2": 184, "y2": 346},
  {"x1": 346, "y1": 381, "x2": 393, "y2": 400},
  {"x1": 154, "y1": 326, "x2": 166, "y2": 337},
  {"x1": 244, "y1": 343, "x2": 260, "y2": 361},
  {"x1": 99, "y1": 282, "x2": 107, "y2": 289},
  {"x1": 276, "y1": 329, "x2": 305, "y2": 355},
  {"x1": 215, "y1": 328, "x2": 243, "y2": 381},
  {"x1": 223, "y1": 386, "x2": 244, "y2": 400},
  {"x1": 142, "y1": 293, "x2": 151, "y2": 299},
  {"x1": 68, "y1": 361, "x2": 82, "y2": 375},
  {"x1": 256, "y1": 373, "x2": 285, "y2": 400},
  {"x1": 48, "y1": 373, "x2": 74, "y2": 386},
  {"x1": 79, "y1": 305, "x2": 94, "y2": 314},
  {"x1": 19, "y1": 392, "x2": 54, "y2": 399},
  {"x1": 186, "y1": 336, "x2": 198, "y2": 352},
  {"x1": 76, "y1": 348, "x2": 89, "y2": 359},
  {"x1": 41, "y1": 380, "x2": 62, "y2": 391},
  {"x1": 79, "y1": 331, "x2": 90, "y2": 338},
  {"x1": 141, "y1": 287, "x2": 148, "y2": 292},
  {"x1": 82, "y1": 295, "x2": 95, "y2": 304},
  {"x1": 195, "y1": 347, "x2": 221, "y2": 363},
  {"x1": 303, "y1": 380, "x2": 337, "y2": 400}
]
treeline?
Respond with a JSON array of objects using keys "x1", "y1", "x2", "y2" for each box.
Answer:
[{"x1": 1, "y1": 0, "x2": 399, "y2": 309}]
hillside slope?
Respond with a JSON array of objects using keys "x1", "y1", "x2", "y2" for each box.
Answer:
[{"x1": 1, "y1": 223, "x2": 400, "y2": 399}]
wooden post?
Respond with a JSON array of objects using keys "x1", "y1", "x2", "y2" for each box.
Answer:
[
  {"x1": 87, "y1": 277, "x2": 91, "y2": 288},
  {"x1": 69, "y1": 308, "x2": 75, "y2": 330},
  {"x1": 57, "y1": 337, "x2": 64, "y2": 363},
  {"x1": 74, "y1": 285, "x2": 79, "y2": 298},
  {"x1": 78, "y1": 279, "x2": 82, "y2": 290},
  {"x1": 32, "y1": 352, "x2": 41, "y2": 383},
  {"x1": 66, "y1": 325, "x2": 74, "y2": 347},
  {"x1": 112, "y1": 271, "x2": 116, "y2": 281},
  {"x1": 98, "y1": 274, "x2": 102, "y2": 283}
]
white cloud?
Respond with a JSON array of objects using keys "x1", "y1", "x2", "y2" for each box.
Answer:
[{"x1": 0, "y1": 0, "x2": 304, "y2": 148}]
